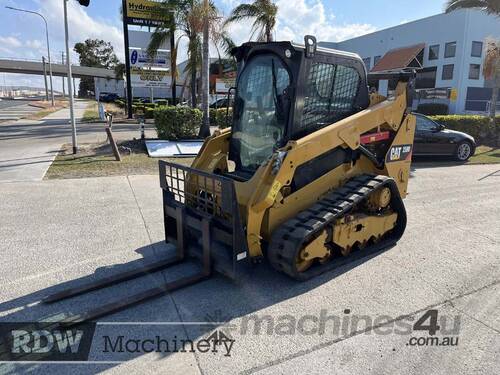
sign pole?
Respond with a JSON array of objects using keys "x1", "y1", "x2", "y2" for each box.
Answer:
[{"x1": 122, "y1": 0, "x2": 133, "y2": 119}]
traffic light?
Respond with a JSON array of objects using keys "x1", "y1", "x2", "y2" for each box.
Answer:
[{"x1": 77, "y1": 0, "x2": 90, "y2": 6}]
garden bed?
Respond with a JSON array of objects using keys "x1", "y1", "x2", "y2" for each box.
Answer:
[{"x1": 45, "y1": 140, "x2": 193, "y2": 179}]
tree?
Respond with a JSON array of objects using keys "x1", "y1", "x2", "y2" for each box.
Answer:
[
  {"x1": 149, "y1": 0, "x2": 230, "y2": 138},
  {"x1": 149, "y1": 0, "x2": 203, "y2": 108},
  {"x1": 114, "y1": 63, "x2": 126, "y2": 80},
  {"x1": 483, "y1": 39, "x2": 500, "y2": 120},
  {"x1": 200, "y1": 0, "x2": 211, "y2": 137},
  {"x1": 445, "y1": 0, "x2": 500, "y2": 15},
  {"x1": 74, "y1": 39, "x2": 120, "y2": 97},
  {"x1": 225, "y1": 0, "x2": 278, "y2": 42},
  {"x1": 211, "y1": 18, "x2": 237, "y2": 71},
  {"x1": 147, "y1": 1, "x2": 178, "y2": 104}
]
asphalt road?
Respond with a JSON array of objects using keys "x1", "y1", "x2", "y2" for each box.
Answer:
[
  {"x1": 0, "y1": 99, "x2": 31, "y2": 110},
  {"x1": 0, "y1": 100, "x2": 41, "y2": 121},
  {"x1": 0, "y1": 163, "x2": 498, "y2": 374}
]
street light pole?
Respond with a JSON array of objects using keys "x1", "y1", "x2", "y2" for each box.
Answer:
[
  {"x1": 61, "y1": 52, "x2": 66, "y2": 98},
  {"x1": 5, "y1": 6, "x2": 55, "y2": 106},
  {"x1": 63, "y1": 0, "x2": 77, "y2": 154},
  {"x1": 42, "y1": 56, "x2": 49, "y2": 101}
]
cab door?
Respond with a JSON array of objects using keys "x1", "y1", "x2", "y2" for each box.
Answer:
[{"x1": 414, "y1": 115, "x2": 436, "y2": 154}]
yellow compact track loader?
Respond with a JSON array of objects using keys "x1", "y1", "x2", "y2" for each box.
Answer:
[{"x1": 45, "y1": 36, "x2": 416, "y2": 324}]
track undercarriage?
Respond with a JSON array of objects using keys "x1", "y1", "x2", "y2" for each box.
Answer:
[{"x1": 268, "y1": 174, "x2": 406, "y2": 280}]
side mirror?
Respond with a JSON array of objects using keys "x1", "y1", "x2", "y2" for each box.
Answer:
[{"x1": 438, "y1": 124, "x2": 445, "y2": 131}]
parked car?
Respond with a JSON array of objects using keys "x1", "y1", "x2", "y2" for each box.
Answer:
[
  {"x1": 210, "y1": 98, "x2": 233, "y2": 109},
  {"x1": 99, "y1": 93, "x2": 119, "y2": 103},
  {"x1": 413, "y1": 113, "x2": 476, "y2": 161}
]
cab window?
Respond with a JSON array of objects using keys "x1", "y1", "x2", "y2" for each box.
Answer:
[
  {"x1": 300, "y1": 62, "x2": 360, "y2": 135},
  {"x1": 416, "y1": 116, "x2": 437, "y2": 132}
]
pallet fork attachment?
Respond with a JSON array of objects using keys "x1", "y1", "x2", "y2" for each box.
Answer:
[
  {"x1": 43, "y1": 216, "x2": 212, "y2": 326},
  {"x1": 41, "y1": 161, "x2": 244, "y2": 326}
]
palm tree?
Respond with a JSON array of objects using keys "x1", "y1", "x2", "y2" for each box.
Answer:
[
  {"x1": 148, "y1": 2, "x2": 178, "y2": 104},
  {"x1": 225, "y1": 0, "x2": 278, "y2": 42},
  {"x1": 200, "y1": 0, "x2": 211, "y2": 137},
  {"x1": 199, "y1": 6, "x2": 236, "y2": 137},
  {"x1": 483, "y1": 39, "x2": 500, "y2": 120},
  {"x1": 445, "y1": 0, "x2": 500, "y2": 15},
  {"x1": 184, "y1": 0, "x2": 221, "y2": 137},
  {"x1": 149, "y1": 0, "x2": 203, "y2": 108},
  {"x1": 211, "y1": 20, "x2": 236, "y2": 65}
]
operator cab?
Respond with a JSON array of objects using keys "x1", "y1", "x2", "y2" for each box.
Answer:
[{"x1": 228, "y1": 36, "x2": 370, "y2": 179}]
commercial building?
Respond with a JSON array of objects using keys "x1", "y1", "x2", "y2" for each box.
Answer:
[{"x1": 319, "y1": 9, "x2": 500, "y2": 114}]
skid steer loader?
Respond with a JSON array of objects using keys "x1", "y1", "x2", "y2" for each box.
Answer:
[{"x1": 44, "y1": 36, "x2": 416, "y2": 324}]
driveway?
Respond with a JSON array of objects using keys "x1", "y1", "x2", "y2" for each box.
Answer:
[{"x1": 0, "y1": 163, "x2": 498, "y2": 374}]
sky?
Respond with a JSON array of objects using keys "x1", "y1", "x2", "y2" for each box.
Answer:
[{"x1": 0, "y1": 0, "x2": 447, "y2": 90}]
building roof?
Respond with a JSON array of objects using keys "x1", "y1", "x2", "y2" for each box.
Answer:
[{"x1": 371, "y1": 43, "x2": 425, "y2": 72}]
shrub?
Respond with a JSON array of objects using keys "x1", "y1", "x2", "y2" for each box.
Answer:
[
  {"x1": 145, "y1": 107, "x2": 155, "y2": 119},
  {"x1": 155, "y1": 99, "x2": 168, "y2": 106},
  {"x1": 154, "y1": 106, "x2": 202, "y2": 140},
  {"x1": 416, "y1": 103, "x2": 449, "y2": 115},
  {"x1": 209, "y1": 108, "x2": 233, "y2": 129},
  {"x1": 429, "y1": 115, "x2": 500, "y2": 146},
  {"x1": 114, "y1": 99, "x2": 125, "y2": 108}
]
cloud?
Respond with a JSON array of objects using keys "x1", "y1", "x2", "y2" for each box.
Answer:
[
  {"x1": 275, "y1": 0, "x2": 376, "y2": 43},
  {"x1": 0, "y1": 35, "x2": 45, "y2": 57},
  {"x1": 25, "y1": 40, "x2": 44, "y2": 50},
  {"x1": 0, "y1": 36, "x2": 23, "y2": 48},
  {"x1": 219, "y1": 0, "x2": 376, "y2": 51},
  {"x1": 38, "y1": 0, "x2": 124, "y2": 61},
  {"x1": 224, "y1": 18, "x2": 257, "y2": 46}
]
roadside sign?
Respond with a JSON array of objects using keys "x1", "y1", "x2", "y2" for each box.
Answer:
[
  {"x1": 124, "y1": 0, "x2": 168, "y2": 27},
  {"x1": 129, "y1": 48, "x2": 169, "y2": 69},
  {"x1": 215, "y1": 77, "x2": 236, "y2": 93},
  {"x1": 122, "y1": 0, "x2": 173, "y2": 118},
  {"x1": 449, "y1": 88, "x2": 458, "y2": 102},
  {"x1": 131, "y1": 67, "x2": 171, "y2": 88},
  {"x1": 131, "y1": 50, "x2": 138, "y2": 65}
]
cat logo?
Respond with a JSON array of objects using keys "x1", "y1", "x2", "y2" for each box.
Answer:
[{"x1": 386, "y1": 144, "x2": 412, "y2": 163}]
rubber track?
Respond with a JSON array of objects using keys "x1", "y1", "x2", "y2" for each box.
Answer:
[{"x1": 267, "y1": 174, "x2": 407, "y2": 281}]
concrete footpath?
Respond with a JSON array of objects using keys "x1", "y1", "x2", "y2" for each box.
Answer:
[
  {"x1": 0, "y1": 101, "x2": 88, "y2": 182},
  {"x1": 0, "y1": 163, "x2": 498, "y2": 374},
  {"x1": 0, "y1": 102, "x2": 156, "y2": 182}
]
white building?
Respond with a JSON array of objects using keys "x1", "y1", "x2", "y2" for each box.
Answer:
[
  {"x1": 94, "y1": 77, "x2": 124, "y2": 100},
  {"x1": 319, "y1": 9, "x2": 500, "y2": 114},
  {"x1": 93, "y1": 77, "x2": 174, "y2": 101}
]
